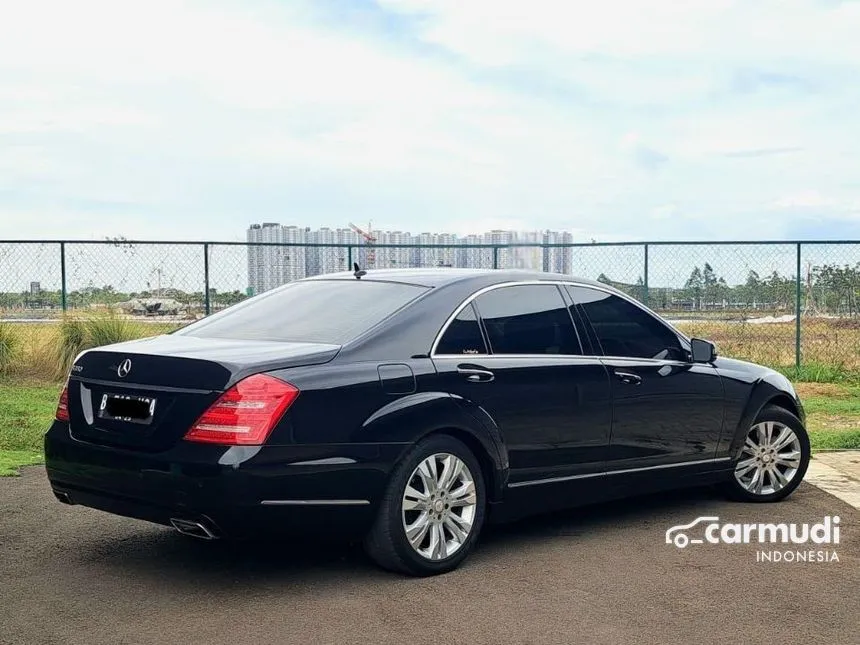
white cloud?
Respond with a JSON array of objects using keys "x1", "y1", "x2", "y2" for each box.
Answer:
[
  {"x1": 769, "y1": 191, "x2": 860, "y2": 216},
  {"x1": 380, "y1": 0, "x2": 741, "y2": 62},
  {"x1": 381, "y1": 0, "x2": 860, "y2": 66},
  {"x1": 770, "y1": 191, "x2": 839, "y2": 210},
  {"x1": 0, "y1": 0, "x2": 858, "y2": 242}
]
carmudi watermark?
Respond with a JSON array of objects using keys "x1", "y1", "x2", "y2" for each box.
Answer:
[{"x1": 665, "y1": 516, "x2": 840, "y2": 563}]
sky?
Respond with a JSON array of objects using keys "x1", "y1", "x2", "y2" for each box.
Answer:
[{"x1": 1, "y1": 0, "x2": 860, "y2": 243}]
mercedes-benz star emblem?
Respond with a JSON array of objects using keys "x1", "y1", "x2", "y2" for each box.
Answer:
[{"x1": 117, "y1": 358, "x2": 132, "y2": 378}]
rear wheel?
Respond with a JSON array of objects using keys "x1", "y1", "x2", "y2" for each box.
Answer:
[
  {"x1": 723, "y1": 405, "x2": 810, "y2": 503},
  {"x1": 364, "y1": 435, "x2": 486, "y2": 576}
]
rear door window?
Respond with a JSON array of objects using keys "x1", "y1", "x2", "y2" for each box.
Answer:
[
  {"x1": 474, "y1": 285, "x2": 581, "y2": 355},
  {"x1": 435, "y1": 303, "x2": 488, "y2": 355},
  {"x1": 178, "y1": 280, "x2": 428, "y2": 344}
]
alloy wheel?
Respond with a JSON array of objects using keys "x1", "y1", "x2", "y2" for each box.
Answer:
[
  {"x1": 401, "y1": 453, "x2": 478, "y2": 561},
  {"x1": 734, "y1": 421, "x2": 802, "y2": 496}
]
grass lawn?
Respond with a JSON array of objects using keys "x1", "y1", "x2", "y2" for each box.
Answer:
[
  {"x1": 0, "y1": 378, "x2": 857, "y2": 476},
  {"x1": 0, "y1": 379, "x2": 59, "y2": 475},
  {"x1": 0, "y1": 450, "x2": 44, "y2": 476},
  {"x1": 794, "y1": 382, "x2": 860, "y2": 451}
]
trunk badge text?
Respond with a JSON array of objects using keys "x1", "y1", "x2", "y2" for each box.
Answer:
[{"x1": 117, "y1": 359, "x2": 132, "y2": 378}]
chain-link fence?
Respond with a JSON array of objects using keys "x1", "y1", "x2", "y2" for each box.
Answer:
[{"x1": 2, "y1": 240, "x2": 859, "y2": 370}]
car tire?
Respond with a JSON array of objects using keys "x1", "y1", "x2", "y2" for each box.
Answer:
[
  {"x1": 363, "y1": 434, "x2": 486, "y2": 576},
  {"x1": 722, "y1": 404, "x2": 810, "y2": 503}
]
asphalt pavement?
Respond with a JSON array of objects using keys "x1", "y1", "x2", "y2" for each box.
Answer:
[{"x1": 1, "y1": 467, "x2": 857, "y2": 645}]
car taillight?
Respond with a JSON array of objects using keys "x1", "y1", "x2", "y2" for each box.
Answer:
[
  {"x1": 184, "y1": 374, "x2": 299, "y2": 446},
  {"x1": 55, "y1": 382, "x2": 70, "y2": 422}
]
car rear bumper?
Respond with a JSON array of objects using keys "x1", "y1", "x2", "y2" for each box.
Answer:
[{"x1": 45, "y1": 421, "x2": 408, "y2": 539}]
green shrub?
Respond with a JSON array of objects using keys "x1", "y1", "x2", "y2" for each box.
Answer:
[
  {"x1": 84, "y1": 316, "x2": 138, "y2": 348},
  {"x1": 0, "y1": 323, "x2": 20, "y2": 374},
  {"x1": 54, "y1": 318, "x2": 86, "y2": 380},
  {"x1": 0, "y1": 318, "x2": 178, "y2": 382},
  {"x1": 809, "y1": 429, "x2": 860, "y2": 451},
  {"x1": 776, "y1": 362, "x2": 860, "y2": 385},
  {"x1": 52, "y1": 315, "x2": 154, "y2": 379}
]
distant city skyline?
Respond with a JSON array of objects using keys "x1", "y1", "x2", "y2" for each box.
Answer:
[
  {"x1": 246, "y1": 222, "x2": 574, "y2": 293},
  {"x1": 247, "y1": 222, "x2": 579, "y2": 242}
]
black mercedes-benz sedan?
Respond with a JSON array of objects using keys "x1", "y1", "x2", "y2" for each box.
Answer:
[{"x1": 45, "y1": 268, "x2": 810, "y2": 575}]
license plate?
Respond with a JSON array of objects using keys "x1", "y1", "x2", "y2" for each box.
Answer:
[{"x1": 98, "y1": 393, "x2": 156, "y2": 425}]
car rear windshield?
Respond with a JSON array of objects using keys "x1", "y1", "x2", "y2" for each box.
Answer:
[{"x1": 177, "y1": 280, "x2": 429, "y2": 344}]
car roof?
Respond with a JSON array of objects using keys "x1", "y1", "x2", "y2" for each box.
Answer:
[{"x1": 301, "y1": 267, "x2": 607, "y2": 289}]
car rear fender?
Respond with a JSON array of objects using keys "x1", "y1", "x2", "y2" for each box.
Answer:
[{"x1": 359, "y1": 392, "x2": 508, "y2": 501}]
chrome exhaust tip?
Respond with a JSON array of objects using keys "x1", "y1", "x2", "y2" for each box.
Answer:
[
  {"x1": 54, "y1": 491, "x2": 73, "y2": 505},
  {"x1": 169, "y1": 518, "x2": 218, "y2": 540}
]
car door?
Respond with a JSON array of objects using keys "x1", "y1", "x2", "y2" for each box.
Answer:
[
  {"x1": 431, "y1": 283, "x2": 612, "y2": 486},
  {"x1": 566, "y1": 285, "x2": 724, "y2": 471}
]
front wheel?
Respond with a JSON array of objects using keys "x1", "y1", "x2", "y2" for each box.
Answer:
[
  {"x1": 723, "y1": 405, "x2": 810, "y2": 503},
  {"x1": 364, "y1": 435, "x2": 486, "y2": 576}
]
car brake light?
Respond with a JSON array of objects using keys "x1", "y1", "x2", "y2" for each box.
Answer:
[
  {"x1": 55, "y1": 382, "x2": 70, "y2": 422},
  {"x1": 184, "y1": 374, "x2": 299, "y2": 446}
]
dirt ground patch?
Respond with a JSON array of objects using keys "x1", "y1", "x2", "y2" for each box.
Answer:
[{"x1": 795, "y1": 382, "x2": 851, "y2": 399}]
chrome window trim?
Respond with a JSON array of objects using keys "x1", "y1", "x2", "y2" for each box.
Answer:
[
  {"x1": 507, "y1": 457, "x2": 732, "y2": 489},
  {"x1": 432, "y1": 354, "x2": 602, "y2": 360},
  {"x1": 431, "y1": 354, "x2": 692, "y2": 364},
  {"x1": 429, "y1": 280, "x2": 690, "y2": 359}
]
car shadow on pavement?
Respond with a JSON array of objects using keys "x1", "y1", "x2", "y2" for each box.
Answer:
[
  {"x1": 482, "y1": 485, "x2": 726, "y2": 545},
  {"x1": 72, "y1": 485, "x2": 730, "y2": 585}
]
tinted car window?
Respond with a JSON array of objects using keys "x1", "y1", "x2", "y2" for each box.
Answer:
[
  {"x1": 568, "y1": 286, "x2": 685, "y2": 360},
  {"x1": 436, "y1": 303, "x2": 488, "y2": 355},
  {"x1": 475, "y1": 285, "x2": 580, "y2": 355},
  {"x1": 178, "y1": 280, "x2": 428, "y2": 344}
]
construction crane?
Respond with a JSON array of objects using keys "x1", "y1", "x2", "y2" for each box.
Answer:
[{"x1": 348, "y1": 221, "x2": 376, "y2": 268}]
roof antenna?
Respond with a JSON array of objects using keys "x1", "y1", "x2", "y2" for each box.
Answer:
[{"x1": 353, "y1": 262, "x2": 367, "y2": 280}]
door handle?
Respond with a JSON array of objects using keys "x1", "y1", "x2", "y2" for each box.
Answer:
[
  {"x1": 457, "y1": 366, "x2": 495, "y2": 383},
  {"x1": 614, "y1": 371, "x2": 642, "y2": 385}
]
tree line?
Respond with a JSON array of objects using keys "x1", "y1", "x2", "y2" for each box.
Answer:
[
  {"x1": 2, "y1": 260, "x2": 859, "y2": 315},
  {"x1": 601, "y1": 261, "x2": 860, "y2": 315},
  {"x1": 0, "y1": 285, "x2": 248, "y2": 311}
]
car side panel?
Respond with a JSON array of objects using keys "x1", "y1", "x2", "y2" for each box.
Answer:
[
  {"x1": 267, "y1": 359, "x2": 432, "y2": 445},
  {"x1": 268, "y1": 359, "x2": 509, "y2": 499},
  {"x1": 599, "y1": 358, "x2": 725, "y2": 468},
  {"x1": 357, "y1": 390, "x2": 509, "y2": 501},
  {"x1": 432, "y1": 355, "x2": 612, "y2": 484}
]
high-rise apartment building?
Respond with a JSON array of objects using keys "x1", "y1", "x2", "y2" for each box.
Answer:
[
  {"x1": 376, "y1": 231, "x2": 414, "y2": 269},
  {"x1": 543, "y1": 230, "x2": 574, "y2": 274},
  {"x1": 246, "y1": 224, "x2": 576, "y2": 294},
  {"x1": 246, "y1": 223, "x2": 307, "y2": 294},
  {"x1": 306, "y1": 228, "x2": 356, "y2": 275}
]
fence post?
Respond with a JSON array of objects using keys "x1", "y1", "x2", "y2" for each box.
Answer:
[
  {"x1": 795, "y1": 242, "x2": 802, "y2": 371},
  {"x1": 203, "y1": 243, "x2": 211, "y2": 316},
  {"x1": 643, "y1": 243, "x2": 650, "y2": 306},
  {"x1": 60, "y1": 241, "x2": 67, "y2": 312},
  {"x1": 347, "y1": 246, "x2": 352, "y2": 270},
  {"x1": 492, "y1": 247, "x2": 499, "y2": 269}
]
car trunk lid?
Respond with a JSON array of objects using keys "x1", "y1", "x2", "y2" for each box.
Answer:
[{"x1": 67, "y1": 335, "x2": 339, "y2": 451}]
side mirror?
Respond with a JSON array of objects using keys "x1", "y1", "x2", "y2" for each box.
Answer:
[{"x1": 691, "y1": 338, "x2": 717, "y2": 363}]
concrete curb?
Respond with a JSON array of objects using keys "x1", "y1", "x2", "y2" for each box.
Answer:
[{"x1": 805, "y1": 451, "x2": 860, "y2": 510}]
